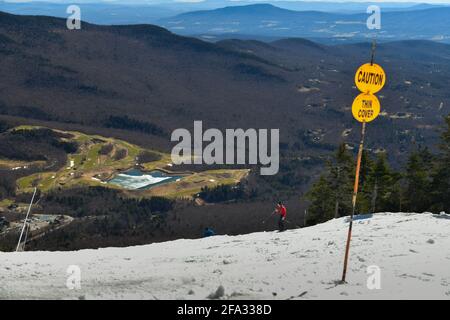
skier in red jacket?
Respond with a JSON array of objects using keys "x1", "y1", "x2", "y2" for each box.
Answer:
[{"x1": 273, "y1": 201, "x2": 287, "y2": 232}]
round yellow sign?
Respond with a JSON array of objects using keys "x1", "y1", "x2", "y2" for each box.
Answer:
[
  {"x1": 352, "y1": 93, "x2": 380, "y2": 123},
  {"x1": 355, "y1": 63, "x2": 386, "y2": 94}
]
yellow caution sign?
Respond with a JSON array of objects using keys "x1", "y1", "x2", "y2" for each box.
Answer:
[
  {"x1": 355, "y1": 63, "x2": 386, "y2": 94},
  {"x1": 352, "y1": 93, "x2": 380, "y2": 123}
]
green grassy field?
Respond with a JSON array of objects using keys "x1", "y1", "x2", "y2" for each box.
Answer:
[
  {"x1": 137, "y1": 169, "x2": 250, "y2": 199},
  {"x1": 13, "y1": 126, "x2": 249, "y2": 199}
]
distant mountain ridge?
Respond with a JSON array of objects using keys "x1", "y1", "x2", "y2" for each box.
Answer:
[
  {"x1": 0, "y1": 1, "x2": 448, "y2": 25},
  {"x1": 159, "y1": 3, "x2": 450, "y2": 44},
  {"x1": 173, "y1": 4, "x2": 335, "y2": 20}
]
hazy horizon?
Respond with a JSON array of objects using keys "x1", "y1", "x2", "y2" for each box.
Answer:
[{"x1": 1, "y1": 0, "x2": 449, "y2": 4}]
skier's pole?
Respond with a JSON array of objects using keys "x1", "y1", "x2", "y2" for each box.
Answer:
[
  {"x1": 262, "y1": 212, "x2": 273, "y2": 224},
  {"x1": 284, "y1": 219, "x2": 300, "y2": 228},
  {"x1": 16, "y1": 187, "x2": 37, "y2": 252},
  {"x1": 341, "y1": 122, "x2": 366, "y2": 283}
]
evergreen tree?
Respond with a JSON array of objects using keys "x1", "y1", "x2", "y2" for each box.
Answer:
[
  {"x1": 329, "y1": 144, "x2": 355, "y2": 219},
  {"x1": 403, "y1": 148, "x2": 433, "y2": 212},
  {"x1": 306, "y1": 143, "x2": 354, "y2": 225},
  {"x1": 305, "y1": 115, "x2": 450, "y2": 223},
  {"x1": 358, "y1": 150, "x2": 375, "y2": 213},
  {"x1": 364, "y1": 153, "x2": 402, "y2": 213},
  {"x1": 430, "y1": 115, "x2": 450, "y2": 213},
  {"x1": 305, "y1": 175, "x2": 335, "y2": 225}
]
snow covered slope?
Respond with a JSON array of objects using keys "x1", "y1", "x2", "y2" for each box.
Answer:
[{"x1": 1, "y1": 212, "x2": 450, "y2": 300}]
